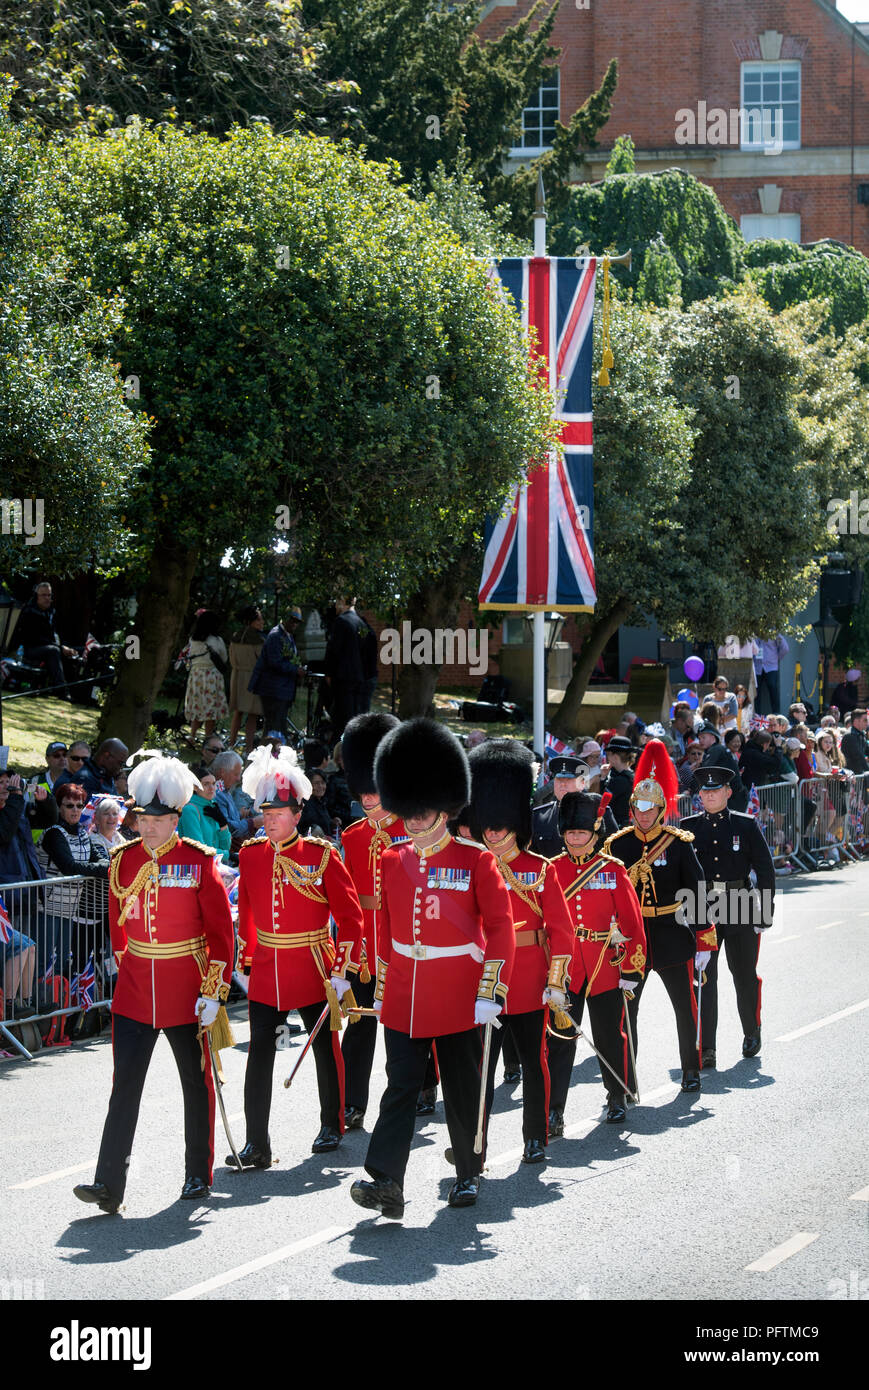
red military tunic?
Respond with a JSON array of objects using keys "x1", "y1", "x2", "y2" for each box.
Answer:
[
  {"x1": 378, "y1": 834, "x2": 516, "y2": 1038},
  {"x1": 108, "y1": 834, "x2": 234, "y2": 1029},
  {"x1": 491, "y1": 847, "x2": 574, "y2": 1015},
  {"x1": 238, "y1": 831, "x2": 364, "y2": 1012},
  {"x1": 341, "y1": 813, "x2": 409, "y2": 976},
  {"x1": 550, "y1": 850, "x2": 647, "y2": 996}
]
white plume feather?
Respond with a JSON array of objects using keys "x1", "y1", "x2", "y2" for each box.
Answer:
[
  {"x1": 242, "y1": 743, "x2": 311, "y2": 809},
  {"x1": 128, "y1": 755, "x2": 200, "y2": 811}
]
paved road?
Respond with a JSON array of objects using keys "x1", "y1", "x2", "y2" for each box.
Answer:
[{"x1": 3, "y1": 864, "x2": 867, "y2": 1304}]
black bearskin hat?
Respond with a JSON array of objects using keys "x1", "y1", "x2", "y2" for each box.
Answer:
[
  {"x1": 468, "y1": 739, "x2": 534, "y2": 849},
  {"x1": 341, "y1": 712, "x2": 400, "y2": 798},
  {"x1": 374, "y1": 718, "x2": 470, "y2": 821},
  {"x1": 558, "y1": 791, "x2": 618, "y2": 849}
]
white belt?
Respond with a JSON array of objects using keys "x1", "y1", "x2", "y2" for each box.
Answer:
[{"x1": 392, "y1": 939, "x2": 484, "y2": 963}]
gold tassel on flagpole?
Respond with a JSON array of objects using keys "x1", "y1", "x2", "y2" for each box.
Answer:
[{"x1": 596, "y1": 248, "x2": 631, "y2": 388}]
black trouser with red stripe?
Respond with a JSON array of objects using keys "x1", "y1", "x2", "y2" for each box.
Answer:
[
  {"x1": 548, "y1": 987, "x2": 629, "y2": 1114},
  {"x1": 94, "y1": 1012, "x2": 215, "y2": 1199},
  {"x1": 626, "y1": 960, "x2": 700, "y2": 1085},
  {"x1": 482, "y1": 1008, "x2": 549, "y2": 1142},
  {"x1": 365, "y1": 1026, "x2": 482, "y2": 1185},
  {"x1": 699, "y1": 929, "x2": 762, "y2": 1047},
  {"x1": 245, "y1": 999, "x2": 344, "y2": 1150}
]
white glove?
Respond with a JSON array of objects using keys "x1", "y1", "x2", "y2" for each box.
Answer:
[
  {"x1": 754, "y1": 925, "x2": 768, "y2": 935},
  {"x1": 373, "y1": 998, "x2": 383, "y2": 1015},
  {"x1": 474, "y1": 998, "x2": 502, "y2": 1026},
  {"x1": 232, "y1": 970, "x2": 249, "y2": 996},
  {"x1": 695, "y1": 950, "x2": 711, "y2": 972},
  {"x1": 330, "y1": 974, "x2": 352, "y2": 1000},
  {"x1": 196, "y1": 996, "x2": 220, "y2": 1027},
  {"x1": 618, "y1": 977, "x2": 636, "y2": 993},
  {"x1": 543, "y1": 986, "x2": 567, "y2": 1009}
]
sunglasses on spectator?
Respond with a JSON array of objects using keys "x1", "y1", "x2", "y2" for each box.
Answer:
[
  {"x1": 67, "y1": 754, "x2": 86, "y2": 763},
  {"x1": 61, "y1": 799, "x2": 85, "y2": 808}
]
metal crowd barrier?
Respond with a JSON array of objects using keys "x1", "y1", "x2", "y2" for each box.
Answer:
[
  {"x1": 0, "y1": 875, "x2": 115, "y2": 1061},
  {"x1": 754, "y1": 781, "x2": 803, "y2": 871},
  {"x1": 795, "y1": 771, "x2": 868, "y2": 867}
]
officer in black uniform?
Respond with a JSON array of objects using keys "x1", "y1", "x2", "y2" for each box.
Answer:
[
  {"x1": 604, "y1": 740, "x2": 718, "y2": 1093},
  {"x1": 532, "y1": 757, "x2": 618, "y2": 858},
  {"x1": 600, "y1": 736, "x2": 635, "y2": 827},
  {"x1": 680, "y1": 765, "x2": 775, "y2": 1066}
]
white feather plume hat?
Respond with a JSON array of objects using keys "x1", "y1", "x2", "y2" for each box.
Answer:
[
  {"x1": 242, "y1": 744, "x2": 312, "y2": 811},
  {"x1": 127, "y1": 755, "x2": 201, "y2": 815}
]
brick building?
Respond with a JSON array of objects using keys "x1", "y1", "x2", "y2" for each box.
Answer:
[{"x1": 479, "y1": 0, "x2": 869, "y2": 255}]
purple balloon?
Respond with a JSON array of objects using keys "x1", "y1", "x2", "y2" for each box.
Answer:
[{"x1": 683, "y1": 656, "x2": 705, "y2": 681}]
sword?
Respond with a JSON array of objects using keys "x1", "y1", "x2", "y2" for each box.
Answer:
[
  {"x1": 622, "y1": 994, "x2": 640, "y2": 1104},
  {"x1": 342, "y1": 1007, "x2": 380, "y2": 1018},
  {"x1": 474, "y1": 1017, "x2": 501, "y2": 1155},
  {"x1": 546, "y1": 1011, "x2": 639, "y2": 1106},
  {"x1": 204, "y1": 1028, "x2": 243, "y2": 1172},
  {"x1": 283, "y1": 1001, "x2": 331, "y2": 1088},
  {"x1": 695, "y1": 966, "x2": 703, "y2": 1052}
]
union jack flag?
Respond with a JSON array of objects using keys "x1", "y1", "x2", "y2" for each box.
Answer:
[
  {"x1": 747, "y1": 784, "x2": 761, "y2": 817},
  {"x1": 478, "y1": 257, "x2": 597, "y2": 612},
  {"x1": 544, "y1": 732, "x2": 576, "y2": 760},
  {"x1": 0, "y1": 895, "x2": 12, "y2": 945},
  {"x1": 70, "y1": 953, "x2": 96, "y2": 1011},
  {"x1": 41, "y1": 949, "x2": 56, "y2": 984}
]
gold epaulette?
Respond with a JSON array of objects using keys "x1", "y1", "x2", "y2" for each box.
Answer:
[
  {"x1": 666, "y1": 826, "x2": 695, "y2": 843},
  {"x1": 110, "y1": 836, "x2": 141, "y2": 856},
  {"x1": 594, "y1": 849, "x2": 618, "y2": 864},
  {"x1": 179, "y1": 835, "x2": 216, "y2": 856},
  {"x1": 303, "y1": 833, "x2": 335, "y2": 853},
  {"x1": 240, "y1": 835, "x2": 264, "y2": 849},
  {"x1": 603, "y1": 827, "x2": 633, "y2": 854}
]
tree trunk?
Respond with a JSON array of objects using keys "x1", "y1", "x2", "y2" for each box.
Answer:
[
  {"x1": 550, "y1": 596, "x2": 634, "y2": 739},
  {"x1": 397, "y1": 559, "x2": 474, "y2": 719},
  {"x1": 97, "y1": 540, "x2": 199, "y2": 751}
]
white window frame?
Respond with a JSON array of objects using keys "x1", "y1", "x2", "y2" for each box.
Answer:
[
  {"x1": 740, "y1": 213, "x2": 802, "y2": 243},
  {"x1": 740, "y1": 61, "x2": 801, "y2": 151},
  {"x1": 509, "y1": 69, "x2": 560, "y2": 157}
]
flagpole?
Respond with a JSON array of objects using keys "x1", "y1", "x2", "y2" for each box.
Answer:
[{"x1": 532, "y1": 172, "x2": 547, "y2": 777}]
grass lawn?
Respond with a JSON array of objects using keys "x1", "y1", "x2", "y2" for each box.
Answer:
[{"x1": 1, "y1": 683, "x2": 534, "y2": 778}]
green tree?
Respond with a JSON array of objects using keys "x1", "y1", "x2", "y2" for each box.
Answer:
[
  {"x1": 0, "y1": 0, "x2": 354, "y2": 135},
  {"x1": 551, "y1": 292, "x2": 833, "y2": 736},
  {"x1": 0, "y1": 84, "x2": 148, "y2": 575},
  {"x1": 746, "y1": 238, "x2": 869, "y2": 380},
  {"x1": 49, "y1": 122, "x2": 556, "y2": 745}
]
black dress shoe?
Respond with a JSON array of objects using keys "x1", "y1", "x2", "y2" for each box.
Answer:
[
  {"x1": 73, "y1": 1182, "x2": 121, "y2": 1214},
  {"x1": 344, "y1": 1106, "x2": 366, "y2": 1130},
  {"x1": 701, "y1": 1048, "x2": 717, "y2": 1069},
  {"x1": 548, "y1": 1108, "x2": 565, "y2": 1138},
  {"x1": 606, "y1": 1098, "x2": 626, "y2": 1124},
  {"x1": 680, "y1": 1070, "x2": 701, "y2": 1092},
  {"x1": 742, "y1": 1031, "x2": 761, "y2": 1058},
  {"x1": 502, "y1": 1067, "x2": 521, "y2": 1084},
  {"x1": 448, "y1": 1176, "x2": 480, "y2": 1208},
  {"x1": 180, "y1": 1175, "x2": 210, "y2": 1201},
  {"x1": 522, "y1": 1138, "x2": 546, "y2": 1164},
  {"x1": 350, "y1": 1176, "x2": 405, "y2": 1219},
  {"x1": 311, "y1": 1125, "x2": 341, "y2": 1153},
  {"x1": 226, "y1": 1142, "x2": 271, "y2": 1170},
  {"x1": 415, "y1": 1087, "x2": 436, "y2": 1116}
]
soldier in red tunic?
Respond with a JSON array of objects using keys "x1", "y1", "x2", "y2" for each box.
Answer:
[
  {"x1": 339, "y1": 713, "x2": 411, "y2": 1130},
  {"x1": 350, "y1": 720, "x2": 516, "y2": 1219},
  {"x1": 548, "y1": 791, "x2": 647, "y2": 1134},
  {"x1": 74, "y1": 756, "x2": 234, "y2": 1213},
  {"x1": 232, "y1": 745, "x2": 364, "y2": 1166},
  {"x1": 468, "y1": 740, "x2": 574, "y2": 1164}
]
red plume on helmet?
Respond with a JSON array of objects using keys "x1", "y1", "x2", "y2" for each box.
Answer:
[{"x1": 632, "y1": 739, "x2": 678, "y2": 814}]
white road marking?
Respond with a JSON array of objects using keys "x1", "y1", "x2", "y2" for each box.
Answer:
[
  {"x1": 745, "y1": 1232, "x2": 819, "y2": 1272},
  {"x1": 765, "y1": 933, "x2": 800, "y2": 944},
  {"x1": 815, "y1": 920, "x2": 844, "y2": 931},
  {"x1": 849, "y1": 1185, "x2": 869, "y2": 1201},
  {"x1": 9, "y1": 1160, "x2": 96, "y2": 1190},
  {"x1": 859, "y1": 912, "x2": 869, "y2": 918},
  {"x1": 776, "y1": 998, "x2": 869, "y2": 1042},
  {"x1": 165, "y1": 1224, "x2": 352, "y2": 1299}
]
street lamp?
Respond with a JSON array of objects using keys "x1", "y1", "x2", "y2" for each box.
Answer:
[
  {"x1": 0, "y1": 589, "x2": 24, "y2": 747},
  {"x1": 812, "y1": 608, "x2": 841, "y2": 713},
  {"x1": 523, "y1": 612, "x2": 566, "y2": 730}
]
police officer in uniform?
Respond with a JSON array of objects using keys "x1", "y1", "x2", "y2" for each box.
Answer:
[
  {"x1": 532, "y1": 756, "x2": 617, "y2": 858},
  {"x1": 74, "y1": 756, "x2": 234, "y2": 1213},
  {"x1": 605, "y1": 740, "x2": 718, "y2": 1093},
  {"x1": 681, "y1": 765, "x2": 775, "y2": 1065},
  {"x1": 350, "y1": 719, "x2": 515, "y2": 1218}
]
